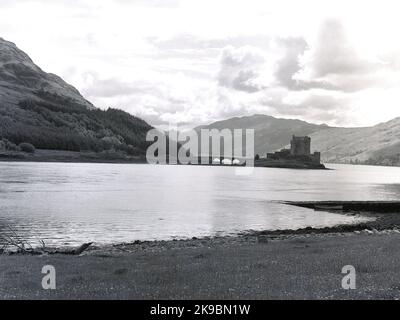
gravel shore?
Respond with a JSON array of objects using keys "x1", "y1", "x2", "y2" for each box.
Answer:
[{"x1": 1, "y1": 211, "x2": 400, "y2": 300}]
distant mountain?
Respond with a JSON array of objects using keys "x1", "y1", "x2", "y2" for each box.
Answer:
[
  {"x1": 195, "y1": 114, "x2": 331, "y2": 156},
  {"x1": 3, "y1": 36, "x2": 400, "y2": 166},
  {"x1": 197, "y1": 114, "x2": 400, "y2": 166},
  {"x1": 0, "y1": 37, "x2": 152, "y2": 157}
]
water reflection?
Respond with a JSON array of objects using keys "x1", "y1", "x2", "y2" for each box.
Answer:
[{"x1": 0, "y1": 162, "x2": 399, "y2": 246}]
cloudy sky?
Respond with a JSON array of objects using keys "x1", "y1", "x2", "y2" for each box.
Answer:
[{"x1": 2, "y1": 0, "x2": 400, "y2": 128}]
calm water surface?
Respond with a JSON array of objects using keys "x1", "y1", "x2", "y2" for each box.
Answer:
[{"x1": 1, "y1": 162, "x2": 399, "y2": 246}]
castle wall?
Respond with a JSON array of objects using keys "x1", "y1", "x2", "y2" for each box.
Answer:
[{"x1": 266, "y1": 136, "x2": 321, "y2": 164}]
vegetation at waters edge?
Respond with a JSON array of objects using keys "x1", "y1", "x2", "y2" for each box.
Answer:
[
  {"x1": 0, "y1": 91, "x2": 153, "y2": 156},
  {"x1": 18, "y1": 142, "x2": 35, "y2": 153}
]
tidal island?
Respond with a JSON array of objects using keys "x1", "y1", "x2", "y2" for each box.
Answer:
[{"x1": 255, "y1": 135, "x2": 326, "y2": 169}]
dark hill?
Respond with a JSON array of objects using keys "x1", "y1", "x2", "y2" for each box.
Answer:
[{"x1": 0, "y1": 38, "x2": 152, "y2": 158}]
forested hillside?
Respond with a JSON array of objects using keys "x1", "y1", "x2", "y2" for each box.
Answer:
[{"x1": 0, "y1": 37, "x2": 152, "y2": 158}]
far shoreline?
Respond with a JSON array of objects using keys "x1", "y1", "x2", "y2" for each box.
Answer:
[
  {"x1": 2, "y1": 149, "x2": 400, "y2": 169},
  {"x1": 0, "y1": 149, "x2": 148, "y2": 164}
]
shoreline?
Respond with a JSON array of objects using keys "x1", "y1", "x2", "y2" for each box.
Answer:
[
  {"x1": 3, "y1": 150, "x2": 400, "y2": 169},
  {"x1": 0, "y1": 154, "x2": 327, "y2": 169},
  {"x1": 0, "y1": 149, "x2": 148, "y2": 164},
  {"x1": 2, "y1": 228, "x2": 400, "y2": 299},
  {"x1": 2, "y1": 210, "x2": 400, "y2": 299},
  {"x1": 103, "y1": 210, "x2": 400, "y2": 252},
  {"x1": 83, "y1": 211, "x2": 399, "y2": 259},
  {"x1": 2, "y1": 209, "x2": 399, "y2": 255}
]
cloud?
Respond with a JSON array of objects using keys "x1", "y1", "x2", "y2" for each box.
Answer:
[
  {"x1": 217, "y1": 46, "x2": 270, "y2": 93},
  {"x1": 3, "y1": 1, "x2": 400, "y2": 128},
  {"x1": 294, "y1": 19, "x2": 388, "y2": 92},
  {"x1": 259, "y1": 88, "x2": 351, "y2": 125},
  {"x1": 115, "y1": 0, "x2": 181, "y2": 8},
  {"x1": 274, "y1": 37, "x2": 308, "y2": 88},
  {"x1": 81, "y1": 75, "x2": 156, "y2": 98},
  {"x1": 78, "y1": 20, "x2": 400, "y2": 129},
  {"x1": 309, "y1": 19, "x2": 372, "y2": 77},
  {"x1": 72, "y1": 18, "x2": 400, "y2": 128},
  {"x1": 149, "y1": 34, "x2": 271, "y2": 51}
]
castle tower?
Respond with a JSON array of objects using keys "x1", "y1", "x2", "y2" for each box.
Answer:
[{"x1": 290, "y1": 135, "x2": 311, "y2": 156}]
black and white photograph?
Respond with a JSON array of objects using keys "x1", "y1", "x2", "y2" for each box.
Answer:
[{"x1": 1, "y1": 0, "x2": 400, "y2": 310}]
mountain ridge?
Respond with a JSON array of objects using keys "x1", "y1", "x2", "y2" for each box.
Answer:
[
  {"x1": 2, "y1": 36, "x2": 400, "y2": 166},
  {"x1": 195, "y1": 113, "x2": 331, "y2": 156},
  {"x1": 197, "y1": 114, "x2": 400, "y2": 166},
  {"x1": 0, "y1": 38, "x2": 94, "y2": 110},
  {"x1": 0, "y1": 37, "x2": 152, "y2": 158}
]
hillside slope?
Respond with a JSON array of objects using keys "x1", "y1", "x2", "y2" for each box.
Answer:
[
  {"x1": 195, "y1": 114, "x2": 330, "y2": 156},
  {"x1": 310, "y1": 118, "x2": 400, "y2": 166},
  {"x1": 0, "y1": 38, "x2": 152, "y2": 157},
  {"x1": 199, "y1": 114, "x2": 400, "y2": 166},
  {"x1": 0, "y1": 37, "x2": 94, "y2": 110}
]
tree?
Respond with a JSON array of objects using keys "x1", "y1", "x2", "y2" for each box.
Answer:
[{"x1": 19, "y1": 142, "x2": 36, "y2": 153}]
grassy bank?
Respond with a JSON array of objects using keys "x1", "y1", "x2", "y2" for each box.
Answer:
[
  {"x1": 1, "y1": 209, "x2": 400, "y2": 299},
  {"x1": 0, "y1": 149, "x2": 147, "y2": 164},
  {"x1": 1, "y1": 231, "x2": 400, "y2": 299}
]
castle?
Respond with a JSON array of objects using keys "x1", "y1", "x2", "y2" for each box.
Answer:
[{"x1": 266, "y1": 135, "x2": 321, "y2": 164}]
